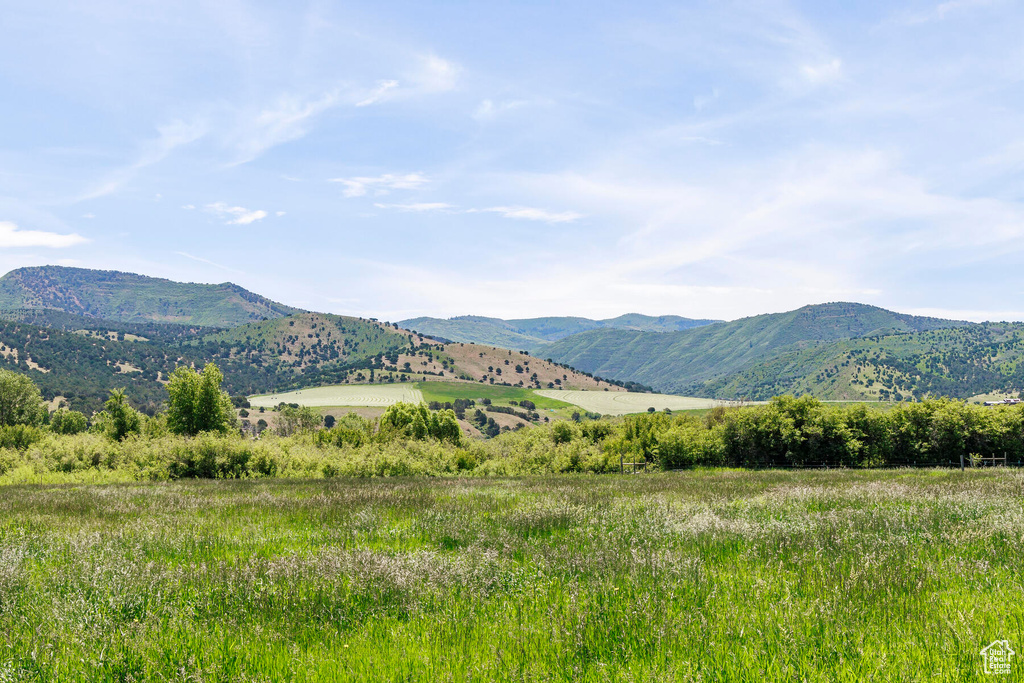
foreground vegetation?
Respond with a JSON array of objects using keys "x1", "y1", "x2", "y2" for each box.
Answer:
[
  {"x1": 6, "y1": 373, "x2": 1024, "y2": 482},
  {"x1": 0, "y1": 470, "x2": 1021, "y2": 680}
]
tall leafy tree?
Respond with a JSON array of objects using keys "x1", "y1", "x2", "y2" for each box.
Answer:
[
  {"x1": 166, "y1": 363, "x2": 237, "y2": 436},
  {"x1": 101, "y1": 389, "x2": 142, "y2": 441},
  {"x1": 379, "y1": 402, "x2": 461, "y2": 444},
  {"x1": 0, "y1": 369, "x2": 44, "y2": 427}
]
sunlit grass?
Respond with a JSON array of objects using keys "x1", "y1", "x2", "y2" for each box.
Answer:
[{"x1": 0, "y1": 469, "x2": 1022, "y2": 680}]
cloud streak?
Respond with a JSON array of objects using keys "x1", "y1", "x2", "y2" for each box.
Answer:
[
  {"x1": 356, "y1": 80, "x2": 399, "y2": 107},
  {"x1": 373, "y1": 202, "x2": 454, "y2": 212},
  {"x1": 371, "y1": 201, "x2": 584, "y2": 224},
  {"x1": 175, "y1": 251, "x2": 243, "y2": 274},
  {"x1": 475, "y1": 206, "x2": 584, "y2": 223},
  {"x1": 331, "y1": 173, "x2": 430, "y2": 197},
  {"x1": 227, "y1": 90, "x2": 342, "y2": 165},
  {"x1": 76, "y1": 119, "x2": 207, "y2": 201},
  {"x1": 204, "y1": 203, "x2": 270, "y2": 225}
]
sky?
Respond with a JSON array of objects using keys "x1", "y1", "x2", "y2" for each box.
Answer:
[{"x1": 2, "y1": 0, "x2": 1023, "y2": 323}]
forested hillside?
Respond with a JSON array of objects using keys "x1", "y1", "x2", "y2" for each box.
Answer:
[
  {"x1": 545, "y1": 302, "x2": 972, "y2": 396},
  {"x1": 0, "y1": 308, "x2": 214, "y2": 342},
  {"x1": 698, "y1": 323, "x2": 1024, "y2": 401},
  {"x1": 0, "y1": 314, "x2": 416, "y2": 414},
  {"x1": 0, "y1": 266, "x2": 300, "y2": 326},
  {"x1": 400, "y1": 313, "x2": 718, "y2": 350}
]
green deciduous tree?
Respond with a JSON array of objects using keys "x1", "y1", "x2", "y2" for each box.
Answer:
[
  {"x1": 100, "y1": 389, "x2": 142, "y2": 441},
  {"x1": 380, "y1": 402, "x2": 461, "y2": 444},
  {"x1": 0, "y1": 369, "x2": 45, "y2": 427},
  {"x1": 50, "y1": 408, "x2": 88, "y2": 435},
  {"x1": 276, "y1": 405, "x2": 322, "y2": 436},
  {"x1": 166, "y1": 363, "x2": 237, "y2": 436}
]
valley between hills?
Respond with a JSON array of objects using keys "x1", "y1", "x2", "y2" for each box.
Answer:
[{"x1": 0, "y1": 265, "x2": 1020, "y2": 424}]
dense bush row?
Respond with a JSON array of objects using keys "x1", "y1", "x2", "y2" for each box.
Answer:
[
  {"x1": 641, "y1": 396, "x2": 1024, "y2": 469},
  {"x1": 1, "y1": 396, "x2": 1021, "y2": 483}
]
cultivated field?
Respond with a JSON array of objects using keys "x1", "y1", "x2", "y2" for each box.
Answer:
[
  {"x1": 417, "y1": 380, "x2": 573, "y2": 409},
  {"x1": 536, "y1": 388, "x2": 738, "y2": 415},
  {"x1": 249, "y1": 384, "x2": 423, "y2": 408},
  {"x1": 1, "y1": 469, "x2": 1021, "y2": 680}
]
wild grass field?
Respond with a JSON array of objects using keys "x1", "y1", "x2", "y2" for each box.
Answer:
[
  {"x1": 249, "y1": 384, "x2": 424, "y2": 408},
  {"x1": 1, "y1": 469, "x2": 1021, "y2": 681},
  {"x1": 536, "y1": 389, "x2": 740, "y2": 415}
]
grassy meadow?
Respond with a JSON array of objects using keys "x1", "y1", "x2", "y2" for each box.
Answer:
[
  {"x1": 249, "y1": 384, "x2": 424, "y2": 408},
  {"x1": 1, "y1": 468, "x2": 1022, "y2": 681},
  {"x1": 417, "y1": 381, "x2": 574, "y2": 410},
  {"x1": 535, "y1": 389, "x2": 742, "y2": 416}
]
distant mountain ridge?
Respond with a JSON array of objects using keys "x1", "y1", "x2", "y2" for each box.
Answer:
[
  {"x1": 543, "y1": 302, "x2": 973, "y2": 396},
  {"x1": 0, "y1": 266, "x2": 301, "y2": 327},
  {"x1": 0, "y1": 265, "x2": 1012, "y2": 406},
  {"x1": 399, "y1": 313, "x2": 719, "y2": 350}
]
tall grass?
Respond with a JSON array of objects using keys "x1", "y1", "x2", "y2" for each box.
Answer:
[{"x1": 0, "y1": 470, "x2": 1021, "y2": 680}]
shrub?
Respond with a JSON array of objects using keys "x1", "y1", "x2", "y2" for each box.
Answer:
[
  {"x1": 98, "y1": 390, "x2": 142, "y2": 442},
  {"x1": 0, "y1": 424, "x2": 43, "y2": 450},
  {"x1": 380, "y1": 403, "x2": 461, "y2": 445},
  {"x1": 657, "y1": 419, "x2": 724, "y2": 469},
  {"x1": 49, "y1": 408, "x2": 88, "y2": 435},
  {"x1": 166, "y1": 363, "x2": 237, "y2": 436},
  {"x1": 551, "y1": 421, "x2": 577, "y2": 445}
]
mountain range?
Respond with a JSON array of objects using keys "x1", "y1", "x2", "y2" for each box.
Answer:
[
  {"x1": 0, "y1": 264, "x2": 1020, "y2": 410},
  {"x1": 542, "y1": 302, "x2": 974, "y2": 398},
  {"x1": 399, "y1": 314, "x2": 719, "y2": 350},
  {"x1": 0, "y1": 266, "x2": 300, "y2": 327}
]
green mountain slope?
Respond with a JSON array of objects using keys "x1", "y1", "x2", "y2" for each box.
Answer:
[
  {"x1": 544, "y1": 302, "x2": 971, "y2": 395},
  {"x1": 0, "y1": 308, "x2": 215, "y2": 342},
  {"x1": 0, "y1": 313, "x2": 416, "y2": 414},
  {"x1": 400, "y1": 313, "x2": 718, "y2": 349},
  {"x1": 401, "y1": 316, "x2": 544, "y2": 349},
  {"x1": 0, "y1": 266, "x2": 301, "y2": 327},
  {"x1": 699, "y1": 323, "x2": 1024, "y2": 401}
]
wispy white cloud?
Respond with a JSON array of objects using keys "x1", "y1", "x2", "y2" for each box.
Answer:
[
  {"x1": 410, "y1": 53, "x2": 459, "y2": 93},
  {"x1": 896, "y1": 0, "x2": 999, "y2": 25},
  {"x1": 373, "y1": 202, "x2": 454, "y2": 212},
  {"x1": 473, "y1": 98, "x2": 529, "y2": 121},
  {"x1": 175, "y1": 251, "x2": 243, "y2": 274},
  {"x1": 76, "y1": 119, "x2": 207, "y2": 201},
  {"x1": 449, "y1": 143, "x2": 1024, "y2": 320},
  {"x1": 204, "y1": 202, "x2": 269, "y2": 225},
  {"x1": 356, "y1": 80, "x2": 399, "y2": 107},
  {"x1": 801, "y1": 58, "x2": 842, "y2": 84},
  {"x1": 227, "y1": 90, "x2": 341, "y2": 165},
  {"x1": 370, "y1": 201, "x2": 583, "y2": 224},
  {"x1": 0, "y1": 221, "x2": 88, "y2": 248},
  {"x1": 330, "y1": 173, "x2": 429, "y2": 197},
  {"x1": 475, "y1": 206, "x2": 584, "y2": 223},
  {"x1": 350, "y1": 54, "x2": 459, "y2": 109}
]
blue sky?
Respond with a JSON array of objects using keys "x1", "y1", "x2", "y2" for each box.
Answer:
[{"x1": 2, "y1": 0, "x2": 1023, "y2": 322}]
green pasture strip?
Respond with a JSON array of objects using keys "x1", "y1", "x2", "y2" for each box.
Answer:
[
  {"x1": 416, "y1": 381, "x2": 573, "y2": 409},
  {"x1": 0, "y1": 470, "x2": 1022, "y2": 680},
  {"x1": 821, "y1": 400, "x2": 894, "y2": 410}
]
